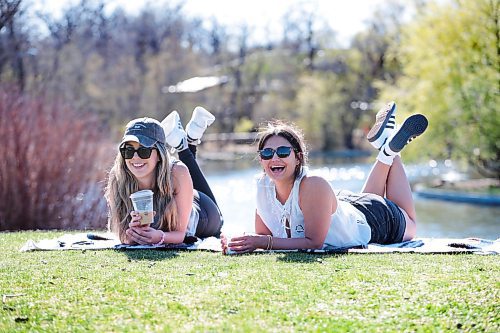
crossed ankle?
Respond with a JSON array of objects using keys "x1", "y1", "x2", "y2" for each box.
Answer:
[
  {"x1": 187, "y1": 135, "x2": 200, "y2": 145},
  {"x1": 377, "y1": 149, "x2": 397, "y2": 166}
]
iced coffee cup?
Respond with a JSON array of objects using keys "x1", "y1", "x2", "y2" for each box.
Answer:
[{"x1": 130, "y1": 190, "x2": 154, "y2": 225}]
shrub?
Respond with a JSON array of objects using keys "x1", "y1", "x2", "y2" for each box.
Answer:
[{"x1": 0, "y1": 87, "x2": 112, "y2": 230}]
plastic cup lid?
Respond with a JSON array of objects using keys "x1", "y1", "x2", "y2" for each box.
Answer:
[{"x1": 130, "y1": 190, "x2": 154, "y2": 199}]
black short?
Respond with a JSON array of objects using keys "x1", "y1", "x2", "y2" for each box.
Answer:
[{"x1": 335, "y1": 190, "x2": 406, "y2": 244}]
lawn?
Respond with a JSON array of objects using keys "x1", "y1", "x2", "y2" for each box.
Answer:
[{"x1": 1, "y1": 231, "x2": 498, "y2": 332}]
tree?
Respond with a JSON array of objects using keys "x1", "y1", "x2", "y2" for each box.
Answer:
[
  {"x1": 296, "y1": 49, "x2": 371, "y2": 151},
  {"x1": 0, "y1": 0, "x2": 26, "y2": 90},
  {"x1": 381, "y1": 0, "x2": 499, "y2": 177}
]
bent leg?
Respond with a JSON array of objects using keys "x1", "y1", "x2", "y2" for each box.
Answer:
[
  {"x1": 188, "y1": 143, "x2": 197, "y2": 158},
  {"x1": 386, "y1": 156, "x2": 417, "y2": 240},
  {"x1": 178, "y1": 147, "x2": 218, "y2": 206},
  {"x1": 361, "y1": 160, "x2": 391, "y2": 196},
  {"x1": 194, "y1": 191, "x2": 223, "y2": 238}
]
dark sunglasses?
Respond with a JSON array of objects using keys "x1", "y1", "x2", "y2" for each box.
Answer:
[
  {"x1": 120, "y1": 146, "x2": 155, "y2": 159},
  {"x1": 259, "y1": 146, "x2": 294, "y2": 160}
]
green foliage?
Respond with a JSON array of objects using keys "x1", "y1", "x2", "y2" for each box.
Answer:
[
  {"x1": 296, "y1": 73, "x2": 344, "y2": 150},
  {"x1": 244, "y1": 49, "x2": 303, "y2": 123},
  {"x1": 381, "y1": 0, "x2": 499, "y2": 176},
  {"x1": 1, "y1": 231, "x2": 499, "y2": 332},
  {"x1": 295, "y1": 49, "x2": 378, "y2": 151},
  {"x1": 296, "y1": 74, "x2": 330, "y2": 149},
  {"x1": 234, "y1": 117, "x2": 254, "y2": 133}
]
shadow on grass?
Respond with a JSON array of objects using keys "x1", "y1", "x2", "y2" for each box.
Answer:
[
  {"x1": 226, "y1": 250, "x2": 347, "y2": 262},
  {"x1": 276, "y1": 252, "x2": 347, "y2": 263},
  {"x1": 113, "y1": 235, "x2": 202, "y2": 261},
  {"x1": 116, "y1": 249, "x2": 182, "y2": 261}
]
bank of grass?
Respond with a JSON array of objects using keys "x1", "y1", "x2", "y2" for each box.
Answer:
[{"x1": 1, "y1": 231, "x2": 498, "y2": 332}]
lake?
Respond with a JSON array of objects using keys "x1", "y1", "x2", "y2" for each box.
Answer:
[{"x1": 202, "y1": 156, "x2": 500, "y2": 240}]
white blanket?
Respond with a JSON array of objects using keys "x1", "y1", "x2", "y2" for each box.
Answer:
[{"x1": 19, "y1": 233, "x2": 499, "y2": 255}]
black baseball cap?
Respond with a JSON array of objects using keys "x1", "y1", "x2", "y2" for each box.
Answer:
[{"x1": 120, "y1": 117, "x2": 165, "y2": 148}]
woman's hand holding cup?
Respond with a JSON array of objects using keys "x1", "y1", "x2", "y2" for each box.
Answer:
[{"x1": 129, "y1": 210, "x2": 155, "y2": 228}]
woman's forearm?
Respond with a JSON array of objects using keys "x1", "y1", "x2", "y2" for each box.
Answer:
[
  {"x1": 228, "y1": 233, "x2": 324, "y2": 253},
  {"x1": 264, "y1": 235, "x2": 323, "y2": 250},
  {"x1": 162, "y1": 230, "x2": 186, "y2": 244}
]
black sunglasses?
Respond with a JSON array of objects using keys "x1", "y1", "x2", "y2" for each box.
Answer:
[
  {"x1": 259, "y1": 146, "x2": 294, "y2": 160},
  {"x1": 120, "y1": 146, "x2": 155, "y2": 159}
]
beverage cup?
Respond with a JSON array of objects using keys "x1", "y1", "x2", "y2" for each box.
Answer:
[
  {"x1": 222, "y1": 232, "x2": 238, "y2": 255},
  {"x1": 130, "y1": 190, "x2": 154, "y2": 225}
]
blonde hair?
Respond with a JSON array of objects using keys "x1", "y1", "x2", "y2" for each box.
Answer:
[{"x1": 105, "y1": 143, "x2": 178, "y2": 242}]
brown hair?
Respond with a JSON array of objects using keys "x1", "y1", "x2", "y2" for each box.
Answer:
[{"x1": 257, "y1": 120, "x2": 308, "y2": 179}]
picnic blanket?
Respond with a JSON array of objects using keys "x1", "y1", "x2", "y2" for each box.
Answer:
[{"x1": 19, "y1": 233, "x2": 499, "y2": 255}]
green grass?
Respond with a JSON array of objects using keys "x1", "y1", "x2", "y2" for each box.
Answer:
[{"x1": 1, "y1": 231, "x2": 499, "y2": 332}]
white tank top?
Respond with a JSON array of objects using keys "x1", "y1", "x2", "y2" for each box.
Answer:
[{"x1": 255, "y1": 172, "x2": 371, "y2": 249}]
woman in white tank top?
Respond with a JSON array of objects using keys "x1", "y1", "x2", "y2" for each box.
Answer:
[{"x1": 222, "y1": 102, "x2": 428, "y2": 253}]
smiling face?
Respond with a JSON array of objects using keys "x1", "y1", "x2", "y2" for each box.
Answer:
[
  {"x1": 259, "y1": 135, "x2": 299, "y2": 183},
  {"x1": 123, "y1": 141, "x2": 159, "y2": 188}
]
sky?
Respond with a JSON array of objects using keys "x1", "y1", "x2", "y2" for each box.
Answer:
[{"x1": 31, "y1": 0, "x2": 391, "y2": 46}]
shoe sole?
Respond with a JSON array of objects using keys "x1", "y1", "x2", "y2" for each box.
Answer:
[
  {"x1": 388, "y1": 114, "x2": 428, "y2": 152},
  {"x1": 367, "y1": 101, "x2": 396, "y2": 142}
]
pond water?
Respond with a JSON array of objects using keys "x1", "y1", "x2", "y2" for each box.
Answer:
[{"x1": 202, "y1": 157, "x2": 500, "y2": 240}]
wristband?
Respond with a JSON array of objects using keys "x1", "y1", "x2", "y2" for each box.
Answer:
[{"x1": 154, "y1": 230, "x2": 165, "y2": 246}]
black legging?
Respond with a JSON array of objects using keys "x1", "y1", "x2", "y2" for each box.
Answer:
[
  {"x1": 178, "y1": 145, "x2": 218, "y2": 206},
  {"x1": 178, "y1": 145, "x2": 223, "y2": 238}
]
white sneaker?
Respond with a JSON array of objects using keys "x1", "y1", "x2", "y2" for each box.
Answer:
[
  {"x1": 160, "y1": 110, "x2": 187, "y2": 152},
  {"x1": 377, "y1": 113, "x2": 428, "y2": 165},
  {"x1": 367, "y1": 101, "x2": 397, "y2": 150},
  {"x1": 185, "y1": 106, "x2": 215, "y2": 144}
]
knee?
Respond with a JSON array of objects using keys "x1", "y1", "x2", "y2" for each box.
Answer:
[{"x1": 403, "y1": 217, "x2": 417, "y2": 241}]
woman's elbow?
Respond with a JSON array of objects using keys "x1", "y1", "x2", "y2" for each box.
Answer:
[
  {"x1": 309, "y1": 239, "x2": 324, "y2": 249},
  {"x1": 167, "y1": 233, "x2": 184, "y2": 244}
]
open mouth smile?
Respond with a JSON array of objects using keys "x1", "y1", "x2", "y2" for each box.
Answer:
[
  {"x1": 269, "y1": 165, "x2": 285, "y2": 175},
  {"x1": 131, "y1": 162, "x2": 146, "y2": 169}
]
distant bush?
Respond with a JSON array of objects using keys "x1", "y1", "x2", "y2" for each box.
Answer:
[{"x1": 0, "y1": 87, "x2": 112, "y2": 230}]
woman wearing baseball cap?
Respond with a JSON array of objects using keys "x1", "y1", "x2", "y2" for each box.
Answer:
[{"x1": 106, "y1": 107, "x2": 223, "y2": 245}]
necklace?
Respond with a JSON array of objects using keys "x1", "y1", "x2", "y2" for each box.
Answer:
[{"x1": 266, "y1": 178, "x2": 294, "y2": 237}]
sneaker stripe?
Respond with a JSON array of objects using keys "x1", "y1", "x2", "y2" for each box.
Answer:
[
  {"x1": 367, "y1": 102, "x2": 396, "y2": 142},
  {"x1": 173, "y1": 138, "x2": 187, "y2": 151}
]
